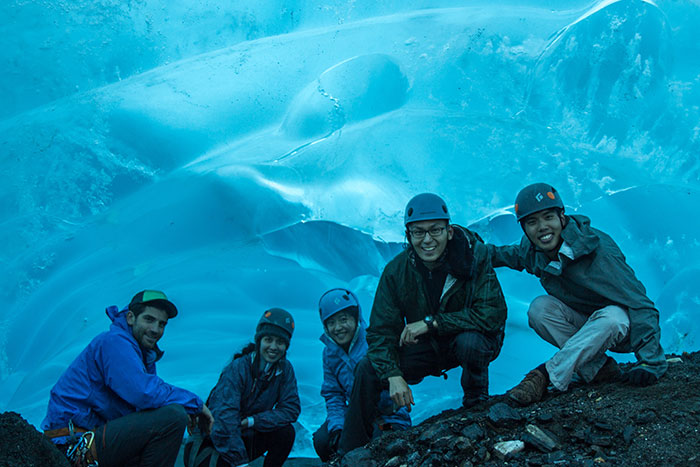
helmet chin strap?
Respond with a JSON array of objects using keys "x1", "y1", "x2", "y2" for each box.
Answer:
[{"x1": 520, "y1": 209, "x2": 567, "y2": 252}]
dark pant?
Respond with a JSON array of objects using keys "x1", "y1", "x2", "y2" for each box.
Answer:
[
  {"x1": 94, "y1": 404, "x2": 188, "y2": 467},
  {"x1": 313, "y1": 421, "x2": 338, "y2": 462},
  {"x1": 338, "y1": 331, "x2": 496, "y2": 453},
  {"x1": 187, "y1": 425, "x2": 296, "y2": 467},
  {"x1": 243, "y1": 425, "x2": 295, "y2": 467}
]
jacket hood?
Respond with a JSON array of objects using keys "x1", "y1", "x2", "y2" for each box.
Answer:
[
  {"x1": 106, "y1": 304, "x2": 164, "y2": 362},
  {"x1": 561, "y1": 215, "x2": 599, "y2": 258},
  {"x1": 320, "y1": 312, "x2": 368, "y2": 354}
]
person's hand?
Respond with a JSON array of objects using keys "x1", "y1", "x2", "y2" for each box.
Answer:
[
  {"x1": 400, "y1": 321, "x2": 429, "y2": 346},
  {"x1": 199, "y1": 404, "x2": 214, "y2": 434},
  {"x1": 240, "y1": 417, "x2": 249, "y2": 428},
  {"x1": 623, "y1": 366, "x2": 658, "y2": 386},
  {"x1": 388, "y1": 376, "x2": 414, "y2": 412},
  {"x1": 188, "y1": 404, "x2": 214, "y2": 435}
]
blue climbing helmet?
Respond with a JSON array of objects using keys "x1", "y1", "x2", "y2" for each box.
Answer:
[
  {"x1": 319, "y1": 288, "x2": 360, "y2": 323},
  {"x1": 404, "y1": 193, "x2": 450, "y2": 226},
  {"x1": 514, "y1": 183, "x2": 565, "y2": 222}
]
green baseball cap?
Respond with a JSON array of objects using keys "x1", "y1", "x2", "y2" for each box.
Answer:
[{"x1": 129, "y1": 290, "x2": 178, "y2": 318}]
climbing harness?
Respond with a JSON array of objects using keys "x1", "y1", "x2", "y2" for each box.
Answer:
[{"x1": 45, "y1": 420, "x2": 99, "y2": 467}]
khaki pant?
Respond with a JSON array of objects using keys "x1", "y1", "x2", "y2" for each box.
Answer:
[{"x1": 528, "y1": 295, "x2": 629, "y2": 391}]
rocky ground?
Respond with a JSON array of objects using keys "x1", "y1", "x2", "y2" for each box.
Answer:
[
  {"x1": 331, "y1": 351, "x2": 700, "y2": 467},
  {"x1": 0, "y1": 412, "x2": 70, "y2": 467},
  {"x1": 2, "y1": 352, "x2": 698, "y2": 466}
]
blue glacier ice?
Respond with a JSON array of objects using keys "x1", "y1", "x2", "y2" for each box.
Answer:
[{"x1": 1, "y1": 0, "x2": 699, "y2": 458}]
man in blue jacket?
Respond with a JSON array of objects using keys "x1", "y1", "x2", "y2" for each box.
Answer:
[
  {"x1": 312, "y1": 289, "x2": 410, "y2": 461},
  {"x1": 42, "y1": 289, "x2": 213, "y2": 467}
]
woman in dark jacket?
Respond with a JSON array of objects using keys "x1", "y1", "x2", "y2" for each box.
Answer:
[{"x1": 185, "y1": 308, "x2": 301, "y2": 467}]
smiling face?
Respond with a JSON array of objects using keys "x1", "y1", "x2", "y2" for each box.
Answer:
[
  {"x1": 259, "y1": 335, "x2": 288, "y2": 364},
  {"x1": 522, "y1": 208, "x2": 565, "y2": 259},
  {"x1": 324, "y1": 310, "x2": 358, "y2": 351},
  {"x1": 408, "y1": 220, "x2": 454, "y2": 267},
  {"x1": 127, "y1": 306, "x2": 169, "y2": 351}
]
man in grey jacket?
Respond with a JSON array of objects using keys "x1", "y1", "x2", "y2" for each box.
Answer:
[{"x1": 488, "y1": 183, "x2": 667, "y2": 406}]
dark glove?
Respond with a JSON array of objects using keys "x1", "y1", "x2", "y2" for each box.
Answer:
[
  {"x1": 623, "y1": 366, "x2": 658, "y2": 386},
  {"x1": 329, "y1": 429, "x2": 342, "y2": 450}
]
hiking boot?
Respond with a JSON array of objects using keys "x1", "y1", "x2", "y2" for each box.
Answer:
[
  {"x1": 591, "y1": 357, "x2": 621, "y2": 384},
  {"x1": 507, "y1": 368, "x2": 548, "y2": 406}
]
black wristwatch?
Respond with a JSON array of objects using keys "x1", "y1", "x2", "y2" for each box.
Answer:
[{"x1": 423, "y1": 315, "x2": 437, "y2": 333}]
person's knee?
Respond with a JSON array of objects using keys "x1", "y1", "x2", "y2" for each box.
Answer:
[
  {"x1": 594, "y1": 306, "x2": 630, "y2": 337},
  {"x1": 159, "y1": 404, "x2": 189, "y2": 431},
  {"x1": 312, "y1": 429, "x2": 327, "y2": 458},
  {"x1": 355, "y1": 357, "x2": 379, "y2": 383},
  {"x1": 312, "y1": 424, "x2": 329, "y2": 453},
  {"x1": 527, "y1": 295, "x2": 559, "y2": 327},
  {"x1": 454, "y1": 331, "x2": 493, "y2": 366},
  {"x1": 280, "y1": 424, "x2": 296, "y2": 446}
]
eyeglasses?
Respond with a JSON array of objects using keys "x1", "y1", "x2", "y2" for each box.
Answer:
[{"x1": 408, "y1": 227, "x2": 446, "y2": 239}]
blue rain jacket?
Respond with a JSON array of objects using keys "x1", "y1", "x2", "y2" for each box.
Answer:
[
  {"x1": 321, "y1": 317, "x2": 411, "y2": 434},
  {"x1": 42, "y1": 305, "x2": 203, "y2": 435},
  {"x1": 207, "y1": 351, "x2": 300, "y2": 465}
]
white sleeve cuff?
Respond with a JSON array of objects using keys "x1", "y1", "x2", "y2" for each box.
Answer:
[{"x1": 247, "y1": 416, "x2": 255, "y2": 428}]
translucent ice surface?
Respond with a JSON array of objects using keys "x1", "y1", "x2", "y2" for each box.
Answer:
[{"x1": 1, "y1": 0, "x2": 699, "y2": 457}]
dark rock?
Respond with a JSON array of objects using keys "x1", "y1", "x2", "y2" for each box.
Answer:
[
  {"x1": 559, "y1": 409, "x2": 574, "y2": 418},
  {"x1": 454, "y1": 435, "x2": 473, "y2": 452},
  {"x1": 406, "y1": 451, "x2": 421, "y2": 465},
  {"x1": 523, "y1": 424, "x2": 559, "y2": 452},
  {"x1": 487, "y1": 402, "x2": 524, "y2": 426},
  {"x1": 586, "y1": 432, "x2": 613, "y2": 447},
  {"x1": 571, "y1": 428, "x2": 587, "y2": 441},
  {"x1": 493, "y1": 440, "x2": 525, "y2": 459},
  {"x1": 545, "y1": 450, "x2": 567, "y2": 463},
  {"x1": 325, "y1": 351, "x2": 700, "y2": 467},
  {"x1": 0, "y1": 412, "x2": 70, "y2": 467},
  {"x1": 431, "y1": 434, "x2": 454, "y2": 451},
  {"x1": 593, "y1": 421, "x2": 613, "y2": 431},
  {"x1": 476, "y1": 445, "x2": 489, "y2": 462},
  {"x1": 460, "y1": 423, "x2": 486, "y2": 441},
  {"x1": 688, "y1": 400, "x2": 700, "y2": 414},
  {"x1": 635, "y1": 410, "x2": 656, "y2": 424},
  {"x1": 418, "y1": 453, "x2": 441, "y2": 467},
  {"x1": 591, "y1": 445, "x2": 607, "y2": 458},
  {"x1": 417, "y1": 424, "x2": 452, "y2": 443},
  {"x1": 385, "y1": 438, "x2": 410, "y2": 457},
  {"x1": 340, "y1": 447, "x2": 376, "y2": 467}
]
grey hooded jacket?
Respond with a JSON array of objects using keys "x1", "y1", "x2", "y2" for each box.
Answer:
[{"x1": 487, "y1": 214, "x2": 667, "y2": 378}]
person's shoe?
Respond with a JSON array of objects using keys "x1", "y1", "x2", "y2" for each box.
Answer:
[
  {"x1": 507, "y1": 368, "x2": 548, "y2": 406},
  {"x1": 591, "y1": 357, "x2": 621, "y2": 384}
]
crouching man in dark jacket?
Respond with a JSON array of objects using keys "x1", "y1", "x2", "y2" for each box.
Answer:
[
  {"x1": 338, "y1": 193, "x2": 508, "y2": 454},
  {"x1": 488, "y1": 183, "x2": 667, "y2": 406},
  {"x1": 42, "y1": 290, "x2": 213, "y2": 467}
]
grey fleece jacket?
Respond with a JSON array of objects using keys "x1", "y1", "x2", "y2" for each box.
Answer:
[{"x1": 487, "y1": 214, "x2": 667, "y2": 379}]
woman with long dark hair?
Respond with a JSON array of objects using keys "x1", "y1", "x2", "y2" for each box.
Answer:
[{"x1": 185, "y1": 308, "x2": 300, "y2": 467}]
